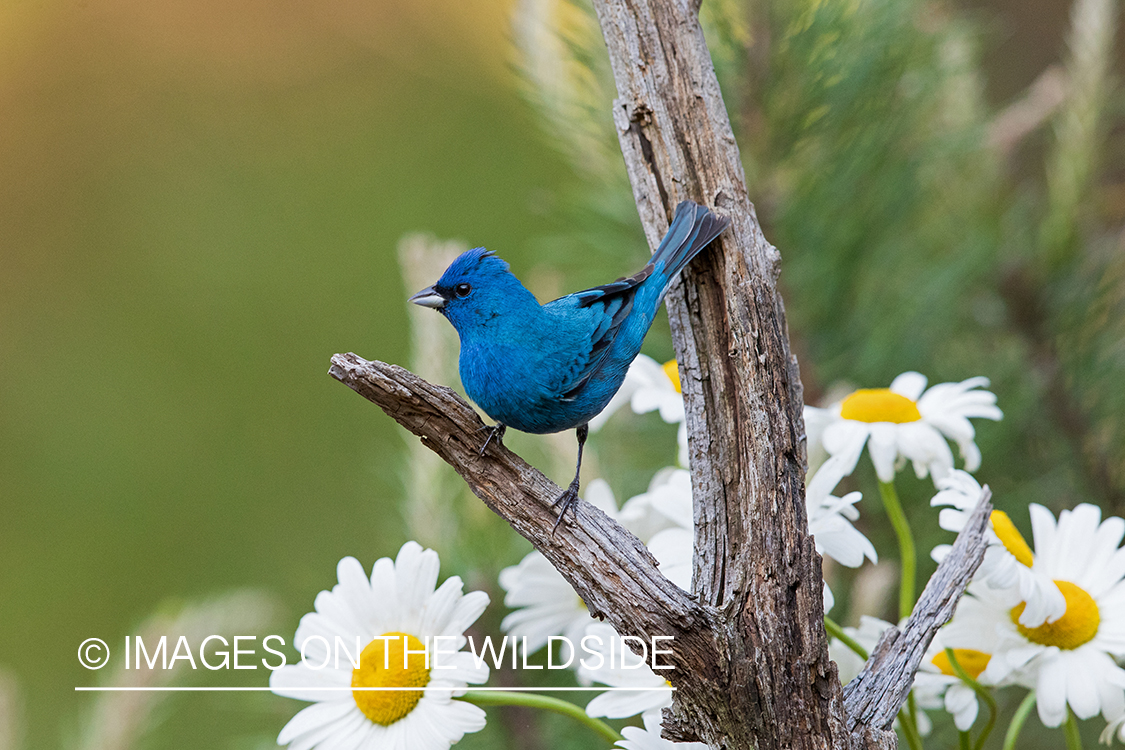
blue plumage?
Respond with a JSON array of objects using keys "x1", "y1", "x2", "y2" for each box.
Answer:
[{"x1": 409, "y1": 201, "x2": 729, "y2": 530}]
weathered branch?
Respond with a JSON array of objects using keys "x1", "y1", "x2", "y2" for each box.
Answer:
[
  {"x1": 331, "y1": 353, "x2": 993, "y2": 749},
  {"x1": 590, "y1": 0, "x2": 840, "y2": 746},
  {"x1": 334, "y1": 0, "x2": 995, "y2": 745},
  {"x1": 844, "y1": 490, "x2": 993, "y2": 736},
  {"x1": 329, "y1": 354, "x2": 717, "y2": 665}
]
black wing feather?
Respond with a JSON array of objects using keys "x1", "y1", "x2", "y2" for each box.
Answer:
[
  {"x1": 561, "y1": 292, "x2": 636, "y2": 400},
  {"x1": 556, "y1": 201, "x2": 729, "y2": 401}
]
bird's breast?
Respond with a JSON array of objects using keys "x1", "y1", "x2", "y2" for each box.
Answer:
[{"x1": 457, "y1": 334, "x2": 605, "y2": 434}]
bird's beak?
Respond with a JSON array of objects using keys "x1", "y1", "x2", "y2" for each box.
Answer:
[{"x1": 409, "y1": 286, "x2": 446, "y2": 309}]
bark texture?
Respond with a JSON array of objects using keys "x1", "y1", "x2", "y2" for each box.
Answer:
[
  {"x1": 331, "y1": 0, "x2": 993, "y2": 746},
  {"x1": 329, "y1": 354, "x2": 706, "y2": 644},
  {"x1": 592, "y1": 0, "x2": 846, "y2": 745},
  {"x1": 844, "y1": 493, "x2": 993, "y2": 736},
  {"x1": 330, "y1": 355, "x2": 993, "y2": 749}
]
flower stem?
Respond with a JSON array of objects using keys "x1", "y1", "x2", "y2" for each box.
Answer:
[
  {"x1": 879, "y1": 479, "x2": 916, "y2": 620},
  {"x1": 460, "y1": 690, "x2": 624, "y2": 745},
  {"x1": 943, "y1": 648, "x2": 998, "y2": 750},
  {"x1": 1065, "y1": 708, "x2": 1084, "y2": 750},
  {"x1": 1002, "y1": 691, "x2": 1037, "y2": 750},
  {"x1": 959, "y1": 730, "x2": 972, "y2": 750},
  {"x1": 824, "y1": 616, "x2": 868, "y2": 660},
  {"x1": 898, "y1": 693, "x2": 924, "y2": 750}
]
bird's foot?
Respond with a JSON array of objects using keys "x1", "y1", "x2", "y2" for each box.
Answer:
[
  {"x1": 551, "y1": 478, "x2": 581, "y2": 535},
  {"x1": 479, "y1": 423, "x2": 506, "y2": 456}
]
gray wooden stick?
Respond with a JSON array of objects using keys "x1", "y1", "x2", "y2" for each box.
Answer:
[
  {"x1": 844, "y1": 489, "x2": 994, "y2": 731},
  {"x1": 330, "y1": 353, "x2": 993, "y2": 749},
  {"x1": 333, "y1": 0, "x2": 993, "y2": 744},
  {"x1": 589, "y1": 0, "x2": 848, "y2": 744},
  {"x1": 329, "y1": 354, "x2": 713, "y2": 646}
]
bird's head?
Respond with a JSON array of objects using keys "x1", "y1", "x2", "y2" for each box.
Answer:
[{"x1": 408, "y1": 247, "x2": 536, "y2": 334}]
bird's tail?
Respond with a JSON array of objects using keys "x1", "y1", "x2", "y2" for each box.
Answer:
[{"x1": 650, "y1": 201, "x2": 731, "y2": 281}]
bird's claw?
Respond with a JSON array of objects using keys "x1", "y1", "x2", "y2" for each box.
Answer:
[
  {"x1": 551, "y1": 479, "x2": 581, "y2": 535},
  {"x1": 479, "y1": 424, "x2": 506, "y2": 456}
]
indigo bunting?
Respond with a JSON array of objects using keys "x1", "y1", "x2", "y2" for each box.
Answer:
[{"x1": 409, "y1": 201, "x2": 729, "y2": 530}]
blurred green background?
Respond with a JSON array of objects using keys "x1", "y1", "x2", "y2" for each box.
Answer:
[{"x1": 2, "y1": 0, "x2": 1124, "y2": 747}]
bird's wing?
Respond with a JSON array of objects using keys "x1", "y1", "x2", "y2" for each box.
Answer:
[
  {"x1": 552, "y1": 265, "x2": 654, "y2": 400},
  {"x1": 571, "y1": 263, "x2": 654, "y2": 307}
]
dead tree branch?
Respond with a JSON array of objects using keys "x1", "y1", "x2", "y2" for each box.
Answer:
[
  {"x1": 844, "y1": 491, "x2": 993, "y2": 734},
  {"x1": 329, "y1": 354, "x2": 717, "y2": 662},
  {"x1": 330, "y1": 354, "x2": 992, "y2": 749},
  {"x1": 333, "y1": 0, "x2": 992, "y2": 746},
  {"x1": 591, "y1": 0, "x2": 843, "y2": 745}
]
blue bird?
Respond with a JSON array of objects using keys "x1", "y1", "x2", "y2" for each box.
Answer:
[{"x1": 409, "y1": 201, "x2": 730, "y2": 531}]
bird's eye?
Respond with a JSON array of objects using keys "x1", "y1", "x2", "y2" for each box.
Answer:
[{"x1": 454, "y1": 283, "x2": 472, "y2": 298}]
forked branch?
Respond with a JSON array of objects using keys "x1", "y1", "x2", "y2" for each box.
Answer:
[
  {"x1": 844, "y1": 491, "x2": 993, "y2": 739},
  {"x1": 334, "y1": 0, "x2": 992, "y2": 745},
  {"x1": 330, "y1": 352, "x2": 993, "y2": 749},
  {"x1": 329, "y1": 354, "x2": 713, "y2": 653}
]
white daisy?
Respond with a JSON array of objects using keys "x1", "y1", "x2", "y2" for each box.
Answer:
[
  {"x1": 806, "y1": 372, "x2": 1002, "y2": 483},
  {"x1": 616, "y1": 710, "x2": 708, "y2": 750},
  {"x1": 502, "y1": 471, "x2": 696, "y2": 654},
  {"x1": 498, "y1": 551, "x2": 593, "y2": 656},
  {"x1": 913, "y1": 621, "x2": 997, "y2": 731},
  {"x1": 647, "y1": 527, "x2": 693, "y2": 591},
  {"x1": 930, "y1": 470, "x2": 1065, "y2": 627},
  {"x1": 498, "y1": 479, "x2": 620, "y2": 654},
  {"x1": 806, "y1": 458, "x2": 878, "y2": 570},
  {"x1": 618, "y1": 469, "x2": 692, "y2": 543},
  {"x1": 948, "y1": 504, "x2": 1125, "y2": 728},
  {"x1": 804, "y1": 404, "x2": 835, "y2": 477},
  {"x1": 624, "y1": 468, "x2": 694, "y2": 590},
  {"x1": 806, "y1": 457, "x2": 876, "y2": 613},
  {"x1": 270, "y1": 543, "x2": 490, "y2": 750},
  {"x1": 630, "y1": 357, "x2": 685, "y2": 425},
  {"x1": 1102, "y1": 712, "x2": 1125, "y2": 745},
  {"x1": 580, "y1": 622, "x2": 673, "y2": 719},
  {"x1": 822, "y1": 582, "x2": 836, "y2": 614}
]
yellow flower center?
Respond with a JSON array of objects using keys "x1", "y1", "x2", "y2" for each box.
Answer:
[
  {"x1": 351, "y1": 632, "x2": 430, "y2": 726},
  {"x1": 1011, "y1": 581, "x2": 1100, "y2": 650},
  {"x1": 839, "y1": 388, "x2": 921, "y2": 423},
  {"x1": 931, "y1": 648, "x2": 991, "y2": 679},
  {"x1": 662, "y1": 359, "x2": 682, "y2": 394},
  {"x1": 990, "y1": 511, "x2": 1034, "y2": 567}
]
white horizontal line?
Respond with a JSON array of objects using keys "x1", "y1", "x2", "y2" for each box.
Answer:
[{"x1": 74, "y1": 686, "x2": 674, "y2": 692}]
